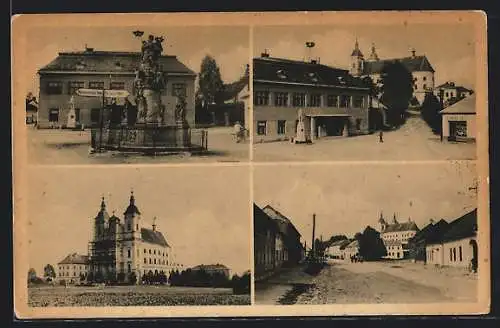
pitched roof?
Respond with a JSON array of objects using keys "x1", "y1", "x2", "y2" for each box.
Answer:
[
  {"x1": 191, "y1": 264, "x2": 230, "y2": 271},
  {"x1": 58, "y1": 252, "x2": 89, "y2": 265},
  {"x1": 381, "y1": 219, "x2": 420, "y2": 233},
  {"x1": 254, "y1": 203, "x2": 280, "y2": 234},
  {"x1": 220, "y1": 75, "x2": 249, "y2": 102},
  {"x1": 141, "y1": 228, "x2": 169, "y2": 247},
  {"x1": 440, "y1": 94, "x2": 476, "y2": 114},
  {"x1": 327, "y1": 239, "x2": 350, "y2": 248},
  {"x1": 38, "y1": 50, "x2": 196, "y2": 76},
  {"x1": 363, "y1": 55, "x2": 435, "y2": 74},
  {"x1": 345, "y1": 240, "x2": 359, "y2": 249},
  {"x1": 254, "y1": 56, "x2": 370, "y2": 90},
  {"x1": 262, "y1": 205, "x2": 301, "y2": 238},
  {"x1": 440, "y1": 209, "x2": 477, "y2": 243}
]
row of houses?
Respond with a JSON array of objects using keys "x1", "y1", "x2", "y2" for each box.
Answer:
[
  {"x1": 254, "y1": 204, "x2": 305, "y2": 281},
  {"x1": 324, "y1": 208, "x2": 478, "y2": 272}
]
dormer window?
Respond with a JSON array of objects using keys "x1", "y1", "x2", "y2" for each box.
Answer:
[
  {"x1": 308, "y1": 72, "x2": 319, "y2": 83},
  {"x1": 337, "y1": 76, "x2": 346, "y2": 85},
  {"x1": 76, "y1": 60, "x2": 86, "y2": 70},
  {"x1": 276, "y1": 69, "x2": 287, "y2": 79}
]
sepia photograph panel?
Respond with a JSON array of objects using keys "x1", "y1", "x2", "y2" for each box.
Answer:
[
  {"x1": 19, "y1": 23, "x2": 250, "y2": 164},
  {"x1": 253, "y1": 162, "x2": 485, "y2": 308},
  {"x1": 19, "y1": 165, "x2": 251, "y2": 311},
  {"x1": 252, "y1": 23, "x2": 481, "y2": 162}
]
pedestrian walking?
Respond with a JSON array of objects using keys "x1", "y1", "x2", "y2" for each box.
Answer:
[
  {"x1": 233, "y1": 121, "x2": 243, "y2": 143},
  {"x1": 379, "y1": 130, "x2": 384, "y2": 143}
]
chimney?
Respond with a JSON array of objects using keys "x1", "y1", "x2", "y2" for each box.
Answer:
[
  {"x1": 85, "y1": 45, "x2": 94, "y2": 52},
  {"x1": 152, "y1": 217, "x2": 157, "y2": 232},
  {"x1": 411, "y1": 48, "x2": 416, "y2": 58},
  {"x1": 261, "y1": 49, "x2": 270, "y2": 58}
]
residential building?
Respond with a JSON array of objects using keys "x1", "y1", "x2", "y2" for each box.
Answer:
[
  {"x1": 350, "y1": 41, "x2": 435, "y2": 105},
  {"x1": 434, "y1": 81, "x2": 474, "y2": 106},
  {"x1": 88, "y1": 191, "x2": 183, "y2": 284},
  {"x1": 253, "y1": 203, "x2": 304, "y2": 281},
  {"x1": 190, "y1": 264, "x2": 231, "y2": 278},
  {"x1": 36, "y1": 47, "x2": 196, "y2": 129},
  {"x1": 253, "y1": 53, "x2": 372, "y2": 142},
  {"x1": 408, "y1": 219, "x2": 449, "y2": 263},
  {"x1": 426, "y1": 209, "x2": 478, "y2": 271},
  {"x1": 26, "y1": 98, "x2": 38, "y2": 124},
  {"x1": 325, "y1": 239, "x2": 350, "y2": 259},
  {"x1": 440, "y1": 94, "x2": 476, "y2": 142},
  {"x1": 57, "y1": 253, "x2": 89, "y2": 284},
  {"x1": 342, "y1": 240, "x2": 360, "y2": 260},
  {"x1": 378, "y1": 212, "x2": 420, "y2": 260}
]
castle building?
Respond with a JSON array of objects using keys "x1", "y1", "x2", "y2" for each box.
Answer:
[
  {"x1": 253, "y1": 53, "x2": 372, "y2": 142},
  {"x1": 57, "y1": 252, "x2": 89, "y2": 284},
  {"x1": 88, "y1": 191, "x2": 182, "y2": 284},
  {"x1": 36, "y1": 47, "x2": 196, "y2": 129},
  {"x1": 378, "y1": 212, "x2": 420, "y2": 260},
  {"x1": 350, "y1": 40, "x2": 435, "y2": 105}
]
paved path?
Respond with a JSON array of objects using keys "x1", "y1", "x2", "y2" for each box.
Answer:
[
  {"x1": 253, "y1": 116, "x2": 476, "y2": 162},
  {"x1": 27, "y1": 127, "x2": 250, "y2": 164}
]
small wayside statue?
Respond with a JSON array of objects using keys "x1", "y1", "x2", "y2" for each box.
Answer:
[{"x1": 175, "y1": 94, "x2": 187, "y2": 124}]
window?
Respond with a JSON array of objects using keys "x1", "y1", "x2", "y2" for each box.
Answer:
[
  {"x1": 353, "y1": 96, "x2": 364, "y2": 108},
  {"x1": 110, "y1": 82, "x2": 125, "y2": 90},
  {"x1": 154, "y1": 250, "x2": 156, "y2": 255},
  {"x1": 453, "y1": 248, "x2": 457, "y2": 262},
  {"x1": 127, "y1": 223, "x2": 132, "y2": 231},
  {"x1": 68, "y1": 81, "x2": 84, "y2": 95},
  {"x1": 327, "y1": 95, "x2": 338, "y2": 107},
  {"x1": 136, "y1": 224, "x2": 138, "y2": 231},
  {"x1": 254, "y1": 91, "x2": 269, "y2": 106},
  {"x1": 257, "y1": 121, "x2": 267, "y2": 135},
  {"x1": 450, "y1": 248, "x2": 453, "y2": 262},
  {"x1": 46, "y1": 81, "x2": 63, "y2": 94},
  {"x1": 144, "y1": 249, "x2": 146, "y2": 254},
  {"x1": 144, "y1": 258, "x2": 147, "y2": 264},
  {"x1": 149, "y1": 258, "x2": 152, "y2": 264},
  {"x1": 449, "y1": 121, "x2": 468, "y2": 138},
  {"x1": 89, "y1": 81, "x2": 104, "y2": 89},
  {"x1": 127, "y1": 249, "x2": 131, "y2": 258},
  {"x1": 356, "y1": 119, "x2": 362, "y2": 130},
  {"x1": 274, "y1": 92, "x2": 288, "y2": 106},
  {"x1": 423, "y1": 84, "x2": 427, "y2": 90},
  {"x1": 48, "y1": 108, "x2": 59, "y2": 122},
  {"x1": 90, "y1": 108, "x2": 101, "y2": 123},
  {"x1": 445, "y1": 92, "x2": 449, "y2": 97},
  {"x1": 127, "y1": 263, "x2": 131, "y2": 272},
  {"x1": 277, "y1": 120, "x2": 286, "y2": 135},
  {"x1": 423, "y1": 76, "x2": 427, "y2": 81},
  {"x1": 459, "y1": 246, "x2": 463, "y2": 262},
  {"x1": 339, "y1": 95, "x2": 350, "y2": 108},
  {"x1": 172, "y1": 83, "x2": 186, "y2": 97},
  {"x1": 308, "y1": 94, "x2": 321, "y2": 107},
  {"x1": 149, "y1": 249, "x2": 151, "y2": 254},
  {"x1": 292, "y1": 93, "x2": 306, "y2": 107},
  {"x1": 154, "y1": 259, "x2": 156, "y2": 264}
]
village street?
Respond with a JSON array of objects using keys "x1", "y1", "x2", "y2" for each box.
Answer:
[
  {"x1": 27, "y1": 126, "x2": 250, "y2": 164},
  {"x1": 255, "y1": 261, "x2": 477, "y2": 305},
  {"x1": 253, "y1": 116, "x2": 476, "y2": 162}
]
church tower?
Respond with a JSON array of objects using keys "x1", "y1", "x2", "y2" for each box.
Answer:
[
  {"x1": 367, "y1": 43, "x2": 379, "y2": 62},
  {"x1": 123, "y1": 191, "x2": 142, "y2": 240},
  {"x1": 94, "y1": 197, "x2": 109, "y2": 241},
  {"x1": 378, "y1": 211, "x2": 387, "y2": 232},
  {"x1": 350, "y1": 39, "x2": 364, "y2": 77}
]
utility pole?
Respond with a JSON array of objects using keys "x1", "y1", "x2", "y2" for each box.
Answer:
[{"x1": 311, "y1": 213, "x2": 316, "y2": 258}]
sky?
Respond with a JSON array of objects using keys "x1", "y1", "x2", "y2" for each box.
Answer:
[
  {"x1": 254, "y1": 24, "x2": 476, "y2": 89},
  {"x1": 23, "y1": 26, "x2": 249, "y2": 94},
  {"x1": 27, "y1": 166, "x2": 251, "y2": 277},
  {"x1": 254, "y1": 162, "x2": 477, "y2": 244}
]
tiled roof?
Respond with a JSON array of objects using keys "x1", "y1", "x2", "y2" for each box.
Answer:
[
  {"x1": 440, "y1": 209, "x2": 477, "y2": 243},
  {"x1": 254, "y1": 57, "x2": 370, "y2": 89},
  {"x1": 411, "y1": 219, "x2": 449, "y2": 244},
  {"x1": 38, "y1": 50, "x2": 196, "y2": 76},
  {"x1": 141, "y1": 228, "x2": 169, "y2": 247},
  {"x1": 58, "y1": 252, "x2": 89, "y2": 265},
  {"x1": 440, "y1": 94, "x2": 476, "y2": 114},
  {"x1": 382, "y1": 220, "x2": 420, "y2": 233},
  {"x1": 363, "y1": 55, "x2": 435, "y2": 74},
  {"x1": 262, "y1": 205, "x2": 301, "y2": 238}
]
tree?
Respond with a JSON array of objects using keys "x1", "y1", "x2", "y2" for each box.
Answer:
[
  {"x1": 421, "y1": 92, "x2": 443, "y2": 134},
  {"x1": 380, "y1": 61, "x2": 414, "y2": 126},
  {"x1": 27, "y1": 268, "x2": 37, "y2": 283},
  {"x1": 356, "y1": 226, "x2": 387, "y2": 260},
  {"x1": 197, "y1": 55, "x2": 225, "y2": 110},
  {"x1": 43, "y1": 264, "x2": 56, "y2": 280},
  {"x1": 87, "y1": 271, "x2": 94, "y2": 283}
]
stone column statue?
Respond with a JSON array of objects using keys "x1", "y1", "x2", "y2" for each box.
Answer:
[{"x1": 175, "y1": 95, "x2": 187, "y2": 125}]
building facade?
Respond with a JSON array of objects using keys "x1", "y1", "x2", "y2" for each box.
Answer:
[
  {"x1": 57, "y1": 253, "x2": 89, "y2": 284},
  {"x1": 408, "y1": 219, "x2": 449, "y2": 263},
  {"x1": 342, "y1": 240, "x2": 360, "y2": 260},
  {"x1": 37, "y1": 47, "x2": 196, "y2": 129},
  {"x1": 325, "y1": 239, "x2": 350, "y2": 260},
  {"x1": 350, "y1": 41, "x2": 435, "y2": 105},
  {"x1": 426, "y1": 209, "x2": 478, "y2": 271},
  {"x1": 88, "y1": 191, "x2": 182, "y2": 284},
  {"x1": 434, "y1": 81, "x2": 474, "y2": 106},
  {"x1": 378, "y1": 213, "x2": 420, "y2": 260},
  {"x1": 253, "y1": 203, "x2": 304, "y2": 281},
  {"x1": 191, "y1": 264, "x2": 231, "y2": 278},
  {"x1": 440, "y1": 94, "x2": 476, "y2": 142},
  {"x1": 253, "y1": 54, "x2": 372, "y2": 142}
]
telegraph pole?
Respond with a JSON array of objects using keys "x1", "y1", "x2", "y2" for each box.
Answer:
[{"x1": 311, "y1": 213, "x2": 316, "y2": 258}]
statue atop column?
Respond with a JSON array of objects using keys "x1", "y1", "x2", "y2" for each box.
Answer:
[
  {"x1": 175, "y1": 94, "x2": 187, "y2": 124},
  {"x1": 134, "y1": 34, "x2": 166, "y2": 124}
]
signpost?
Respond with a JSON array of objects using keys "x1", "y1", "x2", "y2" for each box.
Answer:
[{"x1": 76, "y1": 88, "x2": 130, "y2": 153}]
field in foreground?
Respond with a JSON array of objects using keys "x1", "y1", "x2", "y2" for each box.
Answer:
[{"x1": 28, "y1": 285, "x2": 250, "y2": 307}]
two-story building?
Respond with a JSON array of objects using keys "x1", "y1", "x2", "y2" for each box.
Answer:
[
  {"x1": 434, "y1": 81, "x2": 474, "y2": 106},
  {"x1": 57, "y1": 253, "x2": 89, "y2": 284},
  {"x1": 253, "y1": 53, "x2": 372, "y2": 143},
  {"x1": 440, "y1": 94, "x2": 476, "y2": 142},
  {"x1": 378, "y1": 212, "x2": 420, "y2": 260},
  {"x1": 36, "y1": 47, "x2": 196, "y2": 129}
]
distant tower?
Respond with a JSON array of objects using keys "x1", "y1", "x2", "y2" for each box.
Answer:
[
  {"x1": 378, "y1": 211, "x2": 387, "y2": 232},
  {"x1": 123, "y1": 190, "x2": 142, "y2": 240},
  {"x1": 367, "y1": 43, "x2": 379, "y2": 62},
  {"x1": 94, "y1": 197, "x2": 109, "y2": 241},
  {"x1": 350, "y1": 38, "x2": 364, "y2": 76},
  {"x1": 392, "y1": 213, "x2": 398, "y2": 224}
]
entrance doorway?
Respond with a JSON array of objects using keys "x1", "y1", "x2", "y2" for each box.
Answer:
[{"x1": 314, "y1": 116, "x2": 349, "y2": 138}]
